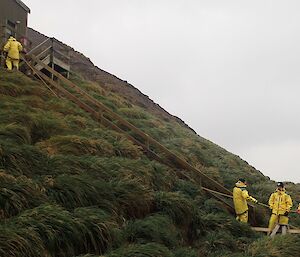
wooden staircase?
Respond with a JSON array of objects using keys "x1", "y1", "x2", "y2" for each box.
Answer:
[
  {"x1": 21, "y1": 41, "x2": 239, "y2": 213},
  {"x1": 21, "y1": 37, "x2": 70, "y2": 78}
]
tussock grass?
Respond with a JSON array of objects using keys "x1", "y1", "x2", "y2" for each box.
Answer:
[
  {"x1": 154, "y1": 191, "x2": 196, "y2": 226},
  {"x1": 0, "y1": 103, "x2": 69, "y2": 146},
  {"x1": 202, "y1": 213, "x2": 256, "y2": 239},
  {"x1": 118, "y1": 107, "x2": 150, "y2": 120},
  {"x1": 0, "y1": 81, "x2": 30, "y2": 96},
  {"x1": 105, "y1": 243, "x2": 173, "y2": 257},
  {"x1": 111, "y1": 178, "x2": 154, "y2": 219},
  {"x1": 29, "y1": 112, "x2": 69, "y2": 143},
  {"x1": 2, "y1": 204, "x2": 120, "y2": 257},
  {"x1": 18, "y1": 95, "x2": 47, "y2": 108},
  {"x1": 74, "y1": 207, "x2": 121, "y2": 254},
  {"x1": 0, "y1": 141, "x2": 50, "y2": 176},
  {"x1": 45, "y1": 98, "x2": 89, "y2": 116},
  {"x1": 0, "y1": 123, "x2": 31, "y2": 144},
  {"x1": 0, "y1": 105, "x2": 34, "y2": 128},
  {"x1": 112, "y1": 138, "x2": 142, "y2": 159},
  {"x1": 201, "y1": 230, "x2": 236, "y2": 254},
  {"x1": 77, "y1": 254, "x2": 104, "y2": 257},
  {"x1": 245, "y1": 235, "x2": 300, "y2": 257},
  {"x1": 107, "y1": 93, "x2": 131, "y2": 109},
  {"x1": 47, "y1": 155, "x2": 174, "y2": 191},
  {"x1": 1, "y1": 69, "x2": 298, "y2": 257},
  {"x1": 45, "y1": 174, "x2": 116, "y2": 211},
  {"x1": 0, "y1": 72, "x2": 48, "y2": 97},
  {"x1": 0, "y1": 171, "x2": 45, "y2": 218},
  {"x1": 0, "y1": 226, "x2": 45, "y2": 257},
  {"x1": 125, "y1": 214, "x2": 180, "y2": 247},
  {"x1": 44, "y1": 173, "x2": 153, "y2": 218},
  {"x1": 203, "y1": 198, "x2": 229, "y2": 214},
  {"x1": 173, "y1": 248, "x2": 198, "y2": 257},
  {"x1": 37, "y1": 135, "x2": 114, "y2": 157},
  {"x1": 65, "y1": 115, "x2": 93, "y2": 130},
  {"x1": 173, "y1": 179, "x2": 201, "y2": 199},
  {"x1": 80, "y1": 128, "x2": 143, "y2": 159},
  {"x1": 10, "y1": 204, "x2": 82, "y2": 256}
]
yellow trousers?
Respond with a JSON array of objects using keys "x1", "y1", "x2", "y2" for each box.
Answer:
[
  {"x1": 268, "y1": 214, "x2": 289, "y2": 231},
  {"x1": 236, "y1": 211, "x2": 248, "y2": 223},
  {"x1": 6, "y1": 57, "x2": 19, "y2": 70}
]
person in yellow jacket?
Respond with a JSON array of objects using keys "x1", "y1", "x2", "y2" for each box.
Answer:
[
  {"x1": 3, "y1": 35, "x2": 23, "y2": 71},
  {"x1": 268, "y1": 182, "x2": 293, "y2": 232},
  {"x1": 233, "y1": 178, "x2": 258, "y2": 223}
]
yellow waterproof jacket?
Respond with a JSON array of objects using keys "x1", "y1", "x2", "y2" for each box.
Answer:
[
  {"x1": 233, "y1": 181, "x2": 257, "y2": 215},
  {"x1": 3, "y1": 37, "x2": 23, "y2": 60},
  {"x1": 269, "y1": 189, "x2": 292, "y2": 215}
]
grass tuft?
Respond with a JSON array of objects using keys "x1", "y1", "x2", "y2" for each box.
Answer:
[{"x1": 125, "y1": 214, "x2": 179, "y2": 247}]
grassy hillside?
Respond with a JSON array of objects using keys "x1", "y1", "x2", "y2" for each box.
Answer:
[{"x1": 0, "y1": 70, "x2": 300, "y2": 257}]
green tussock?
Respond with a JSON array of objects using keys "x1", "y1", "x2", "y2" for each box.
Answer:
[
  {"x1": 37, "y1": 135, "x2": 115, "y2": 157},
  {"x1": 1, "y1": 69, "x2": 300, "y2": 257},
  {"x1": 124, "y1": 214, "x2": 180, "y2": 247},
  {"x1": 0, "y1": 171, "x2": 45, "y2": 218},
  {"x1": 154, "y1": 191, "x2": 196, "y2": 225},
  {"x1": 105, "y1": 243, "x2": 173, "y2": 257}
]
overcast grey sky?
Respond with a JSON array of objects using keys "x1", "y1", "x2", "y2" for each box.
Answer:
[{"x1": 24, "y1": 0, "x2": 300, "y2": 183}]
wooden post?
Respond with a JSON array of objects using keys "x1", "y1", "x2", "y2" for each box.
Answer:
[
  {"x1": 145, "y1": 135, "x2": 150, "y2": 149},
  {"x1": 270, "y1": 224, "x2": 280, "y2": 237},
  {"x1": 282, "y1": 225, "x2": 287, "y2": 235},
  {"x1": 270, "y1": 224, "x2": 288, "y2": 237},
  {"x1": 0, "y1": 26, "x2": 6, "y2": 68},
  {"x1": 50, "y1": 38, "x2": 54, "y2": 80}
]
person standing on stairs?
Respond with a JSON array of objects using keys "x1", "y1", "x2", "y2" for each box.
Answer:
[
  {"x1": 3, "y1": 35, "x2": 23, "y2": 71},
  {"x1": 233, "y1": 178, "x2": 258, "y2": 223},
  {"x1": 268, "y1": 182, "x2": 293, "y2": 233}
]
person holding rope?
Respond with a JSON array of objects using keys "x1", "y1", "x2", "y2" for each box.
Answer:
[
  {"x1": 233, "y1": 178, "x2": 258, "y2": 223},
  {"x1": 268, "y1": 182, "x2": 293, "y2": 233},
  {"x1": 3, "y1": 35, "x2": 23, "y2": 71}
]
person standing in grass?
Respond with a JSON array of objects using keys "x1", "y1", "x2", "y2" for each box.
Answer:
[
  {"x1": 233, "y1": 178, "x2": 258, "y2": 223},
  {"x1": 3, "y1": 35, "x2": 23, "y2": 71},
  {"x1": 268, "y1": 182, "x2": 293, "y2": 233}
]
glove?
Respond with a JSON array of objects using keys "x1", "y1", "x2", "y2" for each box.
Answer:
[{"x1": 253, "y1": 199, "x2": 258, "y2": 204}]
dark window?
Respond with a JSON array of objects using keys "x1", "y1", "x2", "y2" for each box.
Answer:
[
  {"x1": 5, "y1": 27, "x2": 13, "y2": 35},
  {"x1": 4, "y1": 27, "x2": 15, "y2": 39},
  {"x1": 7, "y1": 20, "x2": 16, "y2": 29}
]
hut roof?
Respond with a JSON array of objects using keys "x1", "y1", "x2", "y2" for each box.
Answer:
[{"x1": 15, "y1": 0, "x2": 31, "y2": 14}]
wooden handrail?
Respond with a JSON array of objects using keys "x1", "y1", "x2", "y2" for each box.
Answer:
[
  {"x1": 27, "y1": 53, "x2": 232, "y2": 196},
  {"x1": 53, "y1": 48, "x2": 70, "y2": 61},
  {"x1": 27, "y1": 38, "x2": 51, "y2": 55},
  {"x1": 21, "y1": 55, "x2": 170, "y2": 167}
]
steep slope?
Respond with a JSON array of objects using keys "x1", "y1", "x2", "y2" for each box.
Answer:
[
  {"x1": 27, "y1": 28, "x2": 194, "y2": 131},
  {"x1": 0, "y1": 70, "x2": 255, "y2": 257},
  {"x1": 0, "y1": 30, "x2": 300, "y2": 257},
  {"x1": 0, "y1": 70, "x2": 299, "y2": 257},
  {"x1": 27, "y1": 28, "x2": 300, "y2": 202}
]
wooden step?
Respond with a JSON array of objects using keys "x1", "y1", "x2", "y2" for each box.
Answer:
[{"x1": 252, "y1": 227, "x2": 300, "y2": 234}]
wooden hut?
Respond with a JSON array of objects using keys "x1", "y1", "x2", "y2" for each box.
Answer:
[{"x1": 0, "y1": 0, "x2": 30, "y2": 45}]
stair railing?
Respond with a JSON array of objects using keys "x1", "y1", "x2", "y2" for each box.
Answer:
[{"x1": 24, "y1": 52, "x2": 233, "y2": 199}]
